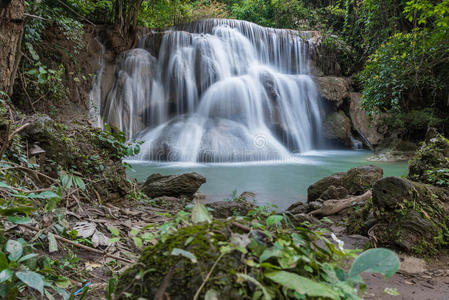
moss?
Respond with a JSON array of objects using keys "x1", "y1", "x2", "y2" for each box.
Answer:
[
  {"x1": 346, "y1": 198, "x2": 373, "y2": 235},
  {"x1": 115, "y1": 221, "x2": 248, "y2": 299}
]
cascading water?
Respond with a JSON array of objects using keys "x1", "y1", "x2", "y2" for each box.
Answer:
[{"x1": 99, "y1": 19, "x2": 324, "y2": 162}]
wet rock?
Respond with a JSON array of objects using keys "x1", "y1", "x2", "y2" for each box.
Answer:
[
  {"x1": 322, "y1": 110, "x2": 352, "y2": 145},
  {"x1": 314, "y1": 77, "x2": 350, "y2": 107},
  {"x1": 340, "y1": 234, "x2": 370, "y2": 250},
  {"x1": 349, "y1": 92, "x2": 384, "y2": 147},
  {"x1": 206, "y1": 199, "x2": 255, "y2": 218},
  {"x1": 307, "y1": 165, "x2": 383, "y2": 202},
  {"x1": 239, "y1": 191, "x2": 256, "y2": 201},
  {"x1": 141, "y1": 172, "x2": 206, "y2": 198}
]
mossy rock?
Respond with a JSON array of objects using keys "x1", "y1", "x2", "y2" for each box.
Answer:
[
  {"x1": 408, "y1": 134, "x2": 449, "y2": 187},
  {"x1": 367, "y1": 177, "x2": 449, "y2": 255},
  {"x1": 115, "y1": 221, "x2": 248, "y2": 299}
]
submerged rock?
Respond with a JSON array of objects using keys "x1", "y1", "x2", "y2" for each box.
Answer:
[
  {"x1": 307, "y1": 165, "x2": 383, "y2": 202},
  {"x1": 141, "y1": 172, "x2": 206, "y2": 198}
]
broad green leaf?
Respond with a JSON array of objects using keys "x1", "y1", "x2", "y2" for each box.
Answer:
[
  {"x1": 259, "y1": 247, "x2": 283, "y2": 263},
  {"x1": 0, "y1": 269, "x2": 13, "y2": 283},
  {"x1": 18, "y1": 253, "x2": 38, "y2": 263},
  {"x1": 29, "y1": 191, "x2": 60, "y2": 199},
  {"x1": 7, "y1": 216, "x2": 32, "y2": 224},
  {"x1": 48, "y1": 233, "x2": 58, "y2": 253},
  {"x1": 0, "y1": 181, "x2": 15, "y2": 190},
  {"x1": 132, "y1": 237, "x2": 143, "y2": 248},
  {"x1": 266, "y1": 271, "x2": 338, "y2": 298},
  {"x1": 6, "y1": 240, "x2": 23, "y2": 262},
  {"x1": 16, "y1": 271, "x2": 44, "y2": 295},
  {"x1": 349, "y1": 248, "x2": 399, "y2": 279},
  {"x1": 237, "y1": 273, "x2": 271, "y2": 300},
  {"x1": 191, "y1": 202, "x2": 212, "y2": 224},
  {"x1": 266, "y1": 215, "x2": 283, "y2": 226},
  {"x1": 171, "y1": 248, "x2": 197, "y2": 263},
  {"x1": 107, "y1": 237, "x2": 120, "y2": 244}
]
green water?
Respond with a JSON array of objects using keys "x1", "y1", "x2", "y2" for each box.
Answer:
[{"x1": 127, "y1": 150, "x2": 408, "y2": 210}]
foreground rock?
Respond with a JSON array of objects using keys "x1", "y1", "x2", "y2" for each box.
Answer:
[
  {"x1": 350, "y1": 177, "x2": 449, "y2": 255},
  {"x1": 322, "y1": 110, "x2": 352, "y2": 146},
  {"x1": 206, "y1": 193, "x2": 256, "y2": 218},
  {"x1": 141, "y1": 172, "x2": 206, "y2": 198},
  {"x1": 307, "y1": 165, "x2": 383, "y2": 202}
]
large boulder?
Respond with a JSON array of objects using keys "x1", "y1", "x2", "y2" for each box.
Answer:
[
  {"x1": 141, "y1": 172, "x2": 206, "y2": 198},
  {"x1": 349, "y1": 92, "x2": 385, "y2": 147},
  {"x1": 314, "y1": 77, "x2": 350, "y2": 107},
  {"x1": 322, "y1": 110, "x2": 352, "y2": 146},
  {"x1": 368, "y1": 177, "x2": 449, "y2": 255},
  {"x1": 307, "y1": 165, "x2": 383, "y2": 202}
]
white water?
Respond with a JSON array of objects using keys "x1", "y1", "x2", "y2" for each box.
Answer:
[{"x1": 100, "y1": 19, "x2": 324, "y2": 162}]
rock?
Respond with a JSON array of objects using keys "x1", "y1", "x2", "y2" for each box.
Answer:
[
  {"x1": 398, "y1": 255, "x2": 427, "y2": 274},
  {"x1": 286, "y1": 201, "x2": 307, "y2": 215},
  {"x1": 349, "y1": 92, "x2": 384, "y2": 147},
  {"x1": 307, "y1": 201, "x2": 323, "y2": 212},
  {"x1": 141, "y1": 172, "x2": 205, "y2": 198},
  {"x1": 369, "y1": 177, "x2": 449, "y2": 255},
  {"x1": 310, "y1": 191, "x2": 372, "y2": 217},
  {"x1": 340, "y1": 234, "x2": 370, "y2": 250},
  {"x1": 408, "y1": 134, "x2": 449, "y2": 187},
  {"x1": 206, "y1": 199, "x2": 255, "y2": 218},
  {"x1": 239, "y1": 191, "x2": 256, "y2": 201},
  {"x1": 322, "y1": 110, "x2": 352, "y2": 145},
  {"x1": 290, "y1": 213, "x2": 321, "y2": 226},
  {"x1": 314, "y1": 77, "x2": 350, "y2": 107},
  {"x1": 319, "y1": 185, "x2": 348, "y2": 200},
  {"x1": 307, "y1": 165, "x2": 383, "y2": 202},
  {"x1": 342, "y1": 165, "x2": 383, "y2": 195},
  {"x1": 307, "y1": 172, "x2": 346, "y2": 202}
]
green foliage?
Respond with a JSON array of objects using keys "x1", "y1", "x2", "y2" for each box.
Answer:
[
  {"x1": 0, "y1": 239, "x2": 71, "y2": 299},
  {"x1": 116, "y1": 202, "x2": 399, "y2": 299}
]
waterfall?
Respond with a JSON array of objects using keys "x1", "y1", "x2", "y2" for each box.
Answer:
[{"x1": 99, "y1": 19, "x2": 324, "y2": 162}]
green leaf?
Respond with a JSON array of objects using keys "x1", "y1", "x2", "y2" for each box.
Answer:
[
  {"x1": 266, "y1": 215, "x2": 283, "y2": 226},
  {"x1": 349, "y1": 248, "x2": 400, "y2": 279},
  {"x1": 171, "y1": 248, "x2": 197, "y2": 263},
  {"x1": 107, "y1": 237, "x2": 120, "y2": 244},
  {"x1": 16, "y1": 271, "x2": 44, "y2": 295},
  {"x1": 0, "y1": 252, "x2": 8, "y2": 271},
  {"x1": 0, "y1": 270, "x2": 13, "y2": 283},
  {"x1": 48, "y1": 233, "x2": 58, "y2": 253},
  {"x1": 107, "y1": 225, "x2": 120, "y2": 237},
  {"x1": 28, "y1": 191, "x2": 60, "y2": 199},
  {"x1": 0, "y1": 181, "x2": 15, "y2": 190},
  {"x1": 259, "y1": 247, "x2": 283, "y2": 263},
  {"x1": 191, "y1": 202, "x2": 212, "y2": 224},
  {"x1": 18, "y1": 253, "x2": 38, "y2": 263},
  {"x1": 237, "y1": 273, "x2": 272, "y2": 300},
  {"x1": 265, "y1": 271, "x2": 338, "y2": 298},
  {"x1": 7, "y1": 216, "x2": 32, "y2": 224},
  {"x1": 6, "y1": 240, "x2": 23, "y2": 262},
  {"x1": 73, "y1": 176, "x2": 86, "y2": 191}
]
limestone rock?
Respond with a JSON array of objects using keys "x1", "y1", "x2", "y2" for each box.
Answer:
[
  {"x1": 349, "y1": 92, "x2": 384, "y2": 146},
  {"x1": 342, "y1": 165, "x2": 383, "y2": 195},
  {"x1": 141, "y1": 172, "x2": 206, "y2": 198},
  {"x1": 286, "y1": 201, "x2": 307, "y2": 215},
  {"x1": 323, "y1": 110, "x2": 352, "y2": 145},
  {"x1": 314, "y1": 77, "x2": 350, "y2": 107}
]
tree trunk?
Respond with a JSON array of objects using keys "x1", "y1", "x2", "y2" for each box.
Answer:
[{"x1": 0, "y1": 0, "x2": 25, "y2": 97}]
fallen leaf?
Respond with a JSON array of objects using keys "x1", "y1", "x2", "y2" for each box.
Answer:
[{"x1": 73, "y1": 222, "x2": 96, "y2": 238}]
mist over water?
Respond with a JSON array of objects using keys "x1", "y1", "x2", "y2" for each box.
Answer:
[{"x1": 100, "y1": 19, "x2": 324, "y2": 163}]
